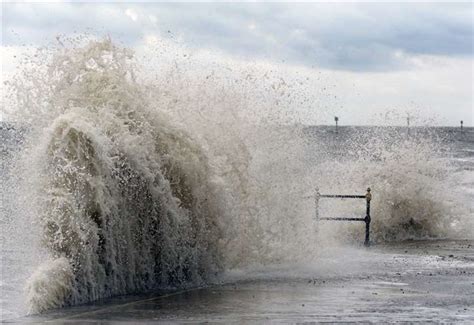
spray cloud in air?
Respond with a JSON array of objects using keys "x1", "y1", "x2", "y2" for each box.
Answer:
[
  {"x1": 5, "y1": 37, "x2": 316, "y2": 313},
  {"x1": 3, "y1": 36, "x2": 470, "y2": 315}
]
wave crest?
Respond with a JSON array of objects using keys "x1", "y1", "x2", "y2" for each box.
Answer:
[{"x1": 17, "y1": 40, "x2": 224, "y2": 311}]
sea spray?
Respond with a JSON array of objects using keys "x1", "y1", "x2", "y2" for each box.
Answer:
[
  {"x1": 308, "y1": 127, "x2": 471, "y2": 242},
  {"x1": 6, "y1": 39, "x2": 315, "y2": 313},
  {"x1": 25, "y1": 258, "x2": 74, "y2": 313},
  {"x1": 4, "y1": 38, "x2": 470, "y2": 315},
  {"x1": 7, "y1": 40, "x2": 225, "y2": 312},
  {"x1": 365, "y1": 139, "x2": 459, "y2": 241}
]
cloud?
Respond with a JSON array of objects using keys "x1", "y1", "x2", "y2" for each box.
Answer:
[
  {"x1": 132, "y1": 35, "x2": 473, "y2": 126},
  {"x1": 1, "y1": 2, "x2": 472, "y2": 125},
  {"x1": 2, "y1": 2, "x2": 472, "y2": 71}
]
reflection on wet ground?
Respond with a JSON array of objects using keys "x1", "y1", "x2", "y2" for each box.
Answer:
[{"x1": 11, "y1": 240, "x2": 474, "y2": 324}]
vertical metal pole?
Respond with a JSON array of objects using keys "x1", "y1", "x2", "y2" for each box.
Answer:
[
  {"x1": 314, "y1": 187, "x2": 320, "y2": 238},
  {"x1": 315, "y1": 188, "x2": 320, "y2": 222},
  {"x1": 461, "y1": 120, "x2": 464, "y2": 133},
  {"x1": 364, "y1": 187, "x2": 372, "y2": 247}
]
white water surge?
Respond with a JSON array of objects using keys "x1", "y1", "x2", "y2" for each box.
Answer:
[
  {"x1": 4, "y1": 39, "x2": 315, "y2": 313},
  {"x1": 15, "y1": 41, "x2": 222, "y2": 312},
  {"x1": 2, "y1": 38, "x2": 471, "y2": 317}
]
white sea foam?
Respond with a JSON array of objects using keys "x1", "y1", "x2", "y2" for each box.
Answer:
[{"x1": 25, "y1": 258, "x2": 74, "y2": 314}]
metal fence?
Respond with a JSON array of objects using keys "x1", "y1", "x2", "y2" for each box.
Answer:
[{"x1": 313, "y1": 187, "x2": 372, "y2": 246}]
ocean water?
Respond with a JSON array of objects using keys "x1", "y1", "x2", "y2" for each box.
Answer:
[{"x1": 1, "y1": 40, "x2": 473, "y2": 321}]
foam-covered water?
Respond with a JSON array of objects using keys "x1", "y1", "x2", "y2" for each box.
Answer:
[{"x1": 1, "y1": 39, "x2": 473, "y2": 320}]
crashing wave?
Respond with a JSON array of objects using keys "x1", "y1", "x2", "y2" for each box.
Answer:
[
  {"x1": 11, "y1": 40, "x2": 224, "y2": 312},
  {"x1": 5, "y1": 38, "x2": 470, "y2": 315}
]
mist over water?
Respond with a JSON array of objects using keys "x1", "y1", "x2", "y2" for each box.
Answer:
[{"x1": 1, "y1": 38, "x2": 472, "y2": 318}]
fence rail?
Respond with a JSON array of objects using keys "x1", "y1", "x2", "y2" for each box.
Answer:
[
  {"x1": 319, "y1": 217, "x2": 366, "y2": 221},
  {"x1": 319, "y1": 194, "x2": 366, "y2": 199}
]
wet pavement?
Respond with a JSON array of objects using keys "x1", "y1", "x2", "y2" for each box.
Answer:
[{"x1": 9, "y1": 240, "x2": 474, "y2": 324}]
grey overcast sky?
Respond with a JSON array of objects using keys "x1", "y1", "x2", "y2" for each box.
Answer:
[{"x1": 1, "y1": 1, "x2": 473, "y2": 126}]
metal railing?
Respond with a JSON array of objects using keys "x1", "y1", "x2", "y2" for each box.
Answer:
[{"x1": 313, "y1": 187, "x2": 372, "y2": 246}]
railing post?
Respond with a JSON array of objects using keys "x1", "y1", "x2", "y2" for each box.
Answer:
[
  {"x1": 314, "y1": 187, "x2": 320, "y2": 237},
  {"x1": 364, "y1": 187, "x2": 372, "y2": 247},
  {"x1": 315, "y1": 187, "x2": 320, "y2": 222}
]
